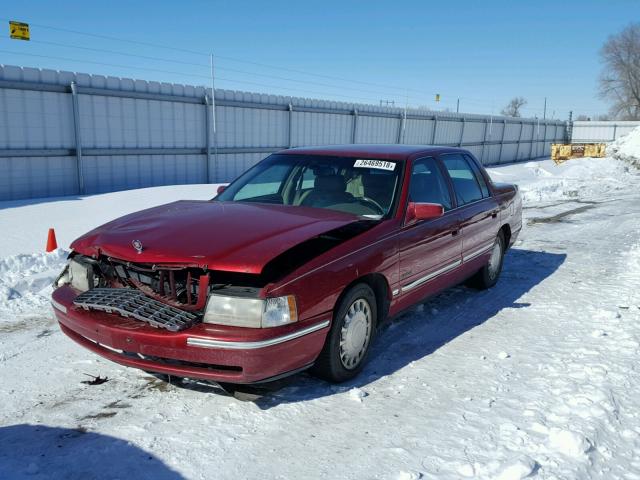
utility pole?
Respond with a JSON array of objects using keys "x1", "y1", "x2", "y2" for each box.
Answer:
[{"x1": 543, "y1": 97, "x2": 547, "y2": 120}]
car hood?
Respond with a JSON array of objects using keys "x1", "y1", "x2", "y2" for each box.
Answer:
[{"x1": 70, "y1": 201, "x2": 361, "y2": 274}]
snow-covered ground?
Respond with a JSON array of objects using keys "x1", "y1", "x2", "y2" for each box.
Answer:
[{"x1": 1, "y1": 141, "x2": 640, "y2": 479}]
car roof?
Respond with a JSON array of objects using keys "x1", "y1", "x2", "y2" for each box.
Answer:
[{"x1": 277, "y1": 144, "x2": 467, "y2": 161}]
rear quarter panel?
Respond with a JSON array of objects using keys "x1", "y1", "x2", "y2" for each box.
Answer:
[{"x1": 493, "y1": 182, "x2": 522, "y2": 245}]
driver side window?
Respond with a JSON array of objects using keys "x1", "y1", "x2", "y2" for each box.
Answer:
[{"x1": 409, "y1": 157, "x2": 452, "y2": 210}]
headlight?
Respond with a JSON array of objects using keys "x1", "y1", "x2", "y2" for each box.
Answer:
[
  {"x1": 203, "y1": 294, "x2": 298, "y2": 328},
  {"x1": 63, "y1": 258, "x2": 94, "y2": 292}
]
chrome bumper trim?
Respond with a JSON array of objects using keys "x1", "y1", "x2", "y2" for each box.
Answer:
[
  {"x1": 187, "y1": 320, "x2": 331, "y2": 350},
  {"x1": 401, "y1": 259, "x2": 462, "y2": 293},
  {"x1": 462, "y1": 243, "x2": 494, "y2": 263},
  {"x1": 51, "y1": 299, "x2": 68, "y2": 314}
]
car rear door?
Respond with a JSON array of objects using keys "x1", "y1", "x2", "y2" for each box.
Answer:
[
  {"x1": 439, "y1": 153, "x2": 499, "y2": 264},
  {"x1": 398, "y1": 157, "x2": 462, "y2": 299}
]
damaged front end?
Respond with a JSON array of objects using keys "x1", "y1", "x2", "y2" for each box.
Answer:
[
  {"x1": 55, "y1": 254, "x2": 263, "y2": 331},
  {"x1": 54, "y1": 218, "x2": 377, "y2": 333}
]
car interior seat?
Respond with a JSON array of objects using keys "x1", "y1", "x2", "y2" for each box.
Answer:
[{"x1": 300, "y1": 174, "x2": 354, "y2": 208}]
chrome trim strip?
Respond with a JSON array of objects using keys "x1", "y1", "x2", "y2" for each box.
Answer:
[
  {"x1": 51, "y1": 299, "x2": 67, "y2": 314},
  {"x1": 462, "y1": 243, "x2": 494, "y2": 263},
  {"x1": 392, "y1": 289, "x2": 400, "y2": 296},
  {"x1": 187, "y1": 320, "x2": 331, "y2": 350},
  {"x1": 401, "y1": 259, "x2": 462, "y2": 293}
]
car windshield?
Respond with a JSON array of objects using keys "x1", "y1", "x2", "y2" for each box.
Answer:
[{"x1": 216, "y1": 154, "x2": 402, "y2": 219}]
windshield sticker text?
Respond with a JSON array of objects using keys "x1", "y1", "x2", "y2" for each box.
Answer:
[{"x1": 354, "y1": 159, "x2": 396, "y2": 171}]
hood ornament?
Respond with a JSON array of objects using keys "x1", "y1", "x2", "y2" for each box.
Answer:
[{"x1": 132, "y1": 239, "x2": 143, "y2": 254}]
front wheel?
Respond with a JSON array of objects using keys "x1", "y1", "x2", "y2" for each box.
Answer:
[
  {"x1": 467, "y1": 232, "x2": 505, "y2": 290},
  {"x1": 312, "y1": 283, "x2": 377, "y2": 383}
]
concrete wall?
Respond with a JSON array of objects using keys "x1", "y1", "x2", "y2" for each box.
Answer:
[{"x1": 0, "y1": 65, "x2": 567, "y2": 201}]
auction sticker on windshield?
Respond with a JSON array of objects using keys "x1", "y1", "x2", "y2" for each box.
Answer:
[{"x1": 354, "y1": 159, "x2": 396, "y2": 171}]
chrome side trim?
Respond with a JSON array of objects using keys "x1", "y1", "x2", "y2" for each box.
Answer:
[
  {"x1": 392, "y1": 289, "x2": 400, "y2": 297},
  {"x1": 462, "y1": 243, "x2": 494, "y2": 263},
  {"x1": 187, "y1": 320, "x2": 331, "y2": 350},
  {"x1": 401, "y1": 259, "x2": 462, "y2": 293},
  {"x1": 51, "y1": 299, "x2": 67, "y2": 314}
]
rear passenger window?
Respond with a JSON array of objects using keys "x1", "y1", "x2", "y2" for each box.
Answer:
[
  {"x1": 464, "y1": 155, "x2": 490, "y2": 198},
  {"x1": 440, "y1": 154, "x2": 484, "y2": 206}
]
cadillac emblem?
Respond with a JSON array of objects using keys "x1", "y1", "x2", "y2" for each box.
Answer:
[{"x1": 132, "y1": 239, "x2": 143, "y2": 254}]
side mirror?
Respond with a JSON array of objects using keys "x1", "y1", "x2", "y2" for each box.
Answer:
[
  {"x1": 405, "y1": 202, "x2": 444, "y2": 224},
  {"x1": 216, "y1": 185, "x2": 226, "y2": 195}
]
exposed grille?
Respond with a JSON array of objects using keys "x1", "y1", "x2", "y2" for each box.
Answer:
[{"x1": 74, "y1": 288, "x2": 200, "y2": 332}]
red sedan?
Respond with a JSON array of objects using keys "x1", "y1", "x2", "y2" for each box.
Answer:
[{"x1": 52, "y1": 145, "x2": 522, "y2": 384}]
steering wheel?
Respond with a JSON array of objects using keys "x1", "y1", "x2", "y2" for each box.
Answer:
[{"x1": 358, "y1": 196, "x2": 385, "y2": 215}]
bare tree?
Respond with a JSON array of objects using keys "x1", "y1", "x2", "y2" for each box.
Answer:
[
  {"x1": 599, "y1": 23, "x2": 640, "y2": 120},
  {"x1": 575, "y1": 114, "x2": 591, "y2": 121},
  {"x1": 501, "y1": 97, "x2": 527, "y2": 117}
]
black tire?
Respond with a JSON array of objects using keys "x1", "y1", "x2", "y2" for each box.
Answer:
[
  {"x1": 312, "y1": 283, "x2": 377, "y2": 383},
  {"x1": 467, "y1": 231, "x2": 505, "y2": 290}
]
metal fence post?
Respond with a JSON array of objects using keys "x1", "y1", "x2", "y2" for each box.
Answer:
[
  {"x1": 351, "y1": 109, "x2": 358, "y2": 144},
  {"x1": 288, "y1": 104, "x2": 294, "y2": 148},
  {"x1": 542, "y1": 122, "x2": 548, "y2": 157},
  {"x1": 528, "y1": 122, "x2": 535, "y2": 160},
  {"x1": 498, "y1": 119, "x2": 507, "y2": 163},
  {"x1": 397, "y1": 112, "x2": 405, "y2": 144},
  {"x1": 203, "y1": 94, "x2": 211, "y2": 183},
  {"x1": 480, "y1": 117, "x2": 488, "y2": 164},
  {"x1": 70, "y1": 81, "x2": 84, "y2": 194},
  {"x1": 431, "y1": 115, "x2": 438, "y2": 145},
  {"x1": 458, "y1": 117, "x2": 466, "y2": 147},
  {"x1": 515, "y1": 121, "x2": 524, "y2": 161},
  {"x1": 612, "y1": 123, "x2": 617, "y2": 141}
]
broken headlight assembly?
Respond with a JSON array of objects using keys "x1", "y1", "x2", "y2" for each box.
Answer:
[
  {"x1": 55, "y1": 257, "x2": 100, "y2": 292},
  {"x1": 203, "y1": 294, "x2": 298, "y2": 328}
]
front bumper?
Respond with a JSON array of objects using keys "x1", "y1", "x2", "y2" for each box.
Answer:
[{"x1": 52, "y1": 285, "x2": 331, "y2": 384}]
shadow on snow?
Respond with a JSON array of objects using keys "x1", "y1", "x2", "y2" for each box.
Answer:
[
  {"x1": 0, "y1": 424, "x2": 184, "y2": 479},
  {"x1": 158, "y1": 248, "x2": 566, "y2": 409}
]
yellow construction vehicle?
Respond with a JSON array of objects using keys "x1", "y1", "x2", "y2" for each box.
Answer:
[{"x1": 551, "y1": 143, "x2": 606, "y2": 164}]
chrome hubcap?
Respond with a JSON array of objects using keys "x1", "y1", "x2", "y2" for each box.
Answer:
[
  {"x1": 488, "y1": 240, "x2": 502, "y2": 280},
  {"x1": 339, "y1": 298, "x2": 372, "y2": 370}
]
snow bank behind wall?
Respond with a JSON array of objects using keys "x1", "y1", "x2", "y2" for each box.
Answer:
[{"x1": 608, "y1": 126, "x2": 640, "y2": 169}]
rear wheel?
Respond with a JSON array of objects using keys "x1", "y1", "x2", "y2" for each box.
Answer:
[
  {"x1": 312, "y1": 283, "x2": 377, "y2": 383},
  {"x1": 467, "y1": 232, "x2": 505, "y2": 290}
]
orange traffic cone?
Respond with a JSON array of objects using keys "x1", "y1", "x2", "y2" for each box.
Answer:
[{"x1": 46, "y1": 228, "x2": 58, "y2": 252}]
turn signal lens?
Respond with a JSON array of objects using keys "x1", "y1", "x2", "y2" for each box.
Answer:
[{"x1": 262, "y1": 295, "x2": 298, "y2": 328}]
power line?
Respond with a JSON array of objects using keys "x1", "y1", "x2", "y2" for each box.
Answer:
[
  {"x1": 0, "y1": 18, "x2": 580, "y2": 116},
  {"x1": 0, "y1": 18, "x2": 435, "y2": 96},
  {"x1": 0, "y1": 48, "x2": 394, "y2": 104},
  {"x1": 0, "y1": 37, "x2": 425, "y2": 100}
]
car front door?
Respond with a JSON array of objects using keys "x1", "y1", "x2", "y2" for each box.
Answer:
[
  {"x1": 439, "y1": 153, "x2": 499, "y2": 265},
  {"x1": 397, "y1": 157, "x2": 462, "y2": 302}
]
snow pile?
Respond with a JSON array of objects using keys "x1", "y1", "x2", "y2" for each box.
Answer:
[
  {"x1": 548, "y1": 428, "x2": 592, "y2": 458},
  {"x1": 0, "y1": 249, "x2": 67, "y2": 322},
  {"x1": 608, "y1": 125, "x2": 640, "y2": 169},
  {"x1": 495, "y1": 456, "x2": 538, "y2": 480},
  {"x1": 488, "y1": 157, "x2": 639, "y2": 203}
]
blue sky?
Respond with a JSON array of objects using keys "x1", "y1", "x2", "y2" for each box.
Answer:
[{"x1": 1, "y1": 0, "x2": 636, "y2": 119}]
